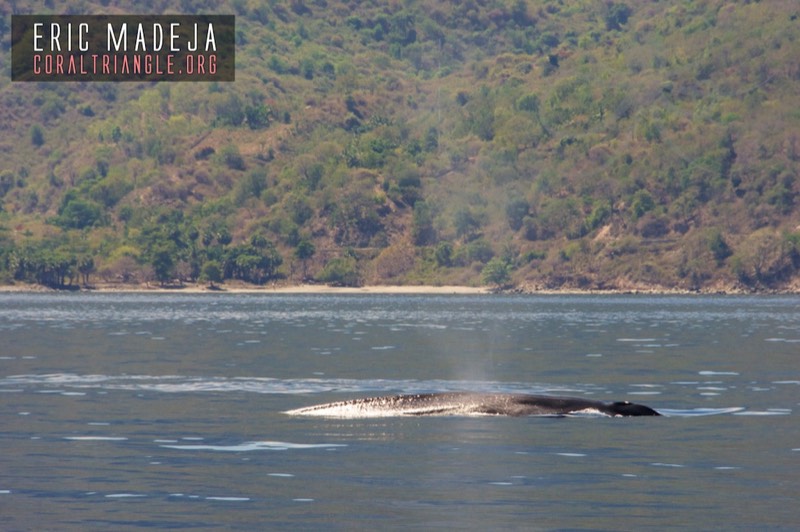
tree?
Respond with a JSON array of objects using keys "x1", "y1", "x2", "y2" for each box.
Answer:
[
  {"x1": 0, "y1": 171, "x2": 15, "y2": 197},
  {"x1": 454, "y1": 208, "x2": 481, "y2": 240},
  {"x1": 330, "y1": 192, "x2": 384, "y2": 247},
  {"x1": 12, "y1": 243, "x2": 77, "y2": 288},
  {"x1": 54, "y1": 196, "x2": 104, "y2": 230},
  {"x1": 318, "y1": 255, "x2": 359, "y2": 286},
  {"x1": 216, "y1": 93, "x2": 245, "y2": 126},
  {"x1": 412, "y1": 201, "x2": 436, "y2": 245},
  {"x1": 424, "y1": 127, "x2": 439, "y2": 152},
  {"x1": 481, "y1": 257, "x2": 512, "y2": 289},
  {"x1": 466, "y1": 87, "x2": 495, "y2": 141},
  {"x1": 220, "y1": 144, "x2": 245, "y2": 171},
  {"x1": 630, "y1": 190, "x2": 656, "y2": 221},
  {"x1": 505, "y1": 199, "x2": 530, "y2": 231},
  {"x1": 200, "y1": 260, "x2": 223, "y2": 289},
  {"x1": 245, "y1": 104, "x2": 272, "y2": 129},
  {"x1": 224, "y1": 241, "x2": 283, "y2": 284},
  {"x1": 234, "y1": 169, "x2": 267, "y2": 204},
  {"x1": 294, "y1": 238, "x2": 315, "y2": 280},
  {"x1": 435, "y1": 241, "x2": 453, "y2": 267},
  {"x1": 30, "y1": 124, "x2": 45, "y2": 147},
  {"x1": 707, "y1": 230, "x2": 732, "y2": 264},
  {"x1": 151, "y1": 245, "x2": 176, "y2": 286},
  {"x1": 77, "y1": 256, "x2": 95, "y2": 286},
  {"x1": 605, "y1": 3, "x2": 632, "y2": 31},
  {"x1": 731, "y1": 229, "x2": 797, "y2": 286},
  {"x1": 516, "y1": 93, "x2": 550, "y2": 137}
]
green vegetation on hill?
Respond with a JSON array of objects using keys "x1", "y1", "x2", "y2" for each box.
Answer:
[{"x1": 1, "y1": 0, "x2": 799, "y2": 291}]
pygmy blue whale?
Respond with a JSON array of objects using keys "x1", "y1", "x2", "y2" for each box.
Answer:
[{"x1": 286, "y1": 392, "x2": 661, "y2": 418}]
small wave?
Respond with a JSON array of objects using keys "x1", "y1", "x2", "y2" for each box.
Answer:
[
  {"x1": 657, "y1": 407, "x2": 745, "y2": 417},
  {"x1": 64, "y1": 436, "x2": 128, "y2": 441},
  {"x1": 733, "y1": 409, "x2": 791, "y2": 416},
  {"x1": 160, "y1": 440, "x2": 346, "y2": 452},
  {"x1": 0, "y1": 373, "x2": 568, "y2": 397}
]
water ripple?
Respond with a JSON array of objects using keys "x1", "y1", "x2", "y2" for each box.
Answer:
[
  {"x1": 0, "y1": 374, "x2": 775, "y2": 417},
  {"x1": 160, "y1": 441, "x2": 346, "y2": 452},
  {"x1": 0, "y1": 373, "x2": 584, "y2": 396}
]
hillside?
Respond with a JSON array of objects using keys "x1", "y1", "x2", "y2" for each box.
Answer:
[{"x1": 1, "y1": 0, "x2": 799, "y2": 292}]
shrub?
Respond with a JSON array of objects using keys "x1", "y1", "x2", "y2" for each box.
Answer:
[
  {"x1": 412, "y1": 201, "x2": 437, "y2": 245},
  {"x1": 707, "y1": 230, "x2": 732, "y2": 264},
  {"x1": 454, "y1": 208, "x2": 481, "y2": 240},
  {"x1": 216, "y1": 94, "x2": 245, "y2": 126},
  {"x1": 481, "y1": 257, "x2": 512, "y2": 288},
  {"x1": 731, "y1": 228, "x2": 798, "y2": 286},
  {"x1": 636, "y1": 213, "x2": 669, "y2": 238},
  {"x1": 245, "y1": 104, "x2": 272, "y2": 129},
  {"x1": 30, "y1": 124, "x2": 45, "y2": 146},
  {"x1": 219, "y1": 145, "x2": 245, "y2": 171},
  {"x1": 54, "y1": 194, "x2": 104, "y2": 230},
  {"x1": 318, "y1": 256, "x2": 360, "y2": 286},
  {"x1": 586, "y1": 202, "x2": 611, "y2": 230},
  {"x1": 505, "y1": 198, "x2": 530, "y2": 231},
  {"x1": 200, "y1": 260, "x2": 223, "y2": 287},
  {"x1": 630, "y1": 190, "x2": 655, "y2": 220},
  {"x1": 434, "y1": 242, "x2": 453, "y2": 267},
  {"x1": 454, "y1": 239, "x2": 494, "y2": 266},
  {"x1": 605, "y1": 3, "x2": 632, "y2": 31},
  {"x1": 0, "y1": 171, "x2": 14, "y2": 197}
]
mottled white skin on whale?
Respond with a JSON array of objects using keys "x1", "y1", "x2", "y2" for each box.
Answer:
[{"x1": 286, "y1": 392, "x2": 661, "y2": 418}]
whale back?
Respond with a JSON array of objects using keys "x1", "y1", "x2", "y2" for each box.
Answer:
[
  {"x1": 286, "y1": 392, "x2": 661, "y2": 418},
  {"x1": 604, "y1": 401, "x2": 661, "y2": 416}
]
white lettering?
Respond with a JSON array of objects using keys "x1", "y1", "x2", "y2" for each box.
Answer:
[
  {"x1": 78, "y1": 23, "x2": 89, "y2": 52},
  {"x1": 135, "y1": 24, "x2": 146, "y2": 51},
  {"x1": 152, "y1": 23, "x2": 163, "y2": 51},
  {"x1": 170, "y1": 23, "x2": 179, "y2": 52},
  {"x1": 50, "y1": 23, "x2": 61, "y2": 52},
  {"x1": 188, "y1": 23, "x2": 197, "y2": 52},
  {"x1": 205, "y1": 23, "x2": 216, "y2": 51},
  {"x1": 33, "y1": 23, "x2": 43, "y2": 52},
  {"x1": 107, "y1": 23, "x2": 127, "y2": 52}
]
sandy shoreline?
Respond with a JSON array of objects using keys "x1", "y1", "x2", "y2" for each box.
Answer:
[
  {"x1": 0, "y1": 282, "x2": 490, "y2": 295},
  {"x1": 3, "y1": 277, "x2": 798, "y2": 295},
  {"x1": 2, "y1": 281, "x2": 793, "y2": 295}
]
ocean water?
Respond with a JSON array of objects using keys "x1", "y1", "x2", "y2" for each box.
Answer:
[{"x1": 0, "y1": 292, "x2": 798, "y2": 530}]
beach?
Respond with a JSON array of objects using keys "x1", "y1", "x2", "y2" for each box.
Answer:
[
  {"x1": 2, "y1": 277, "x2": 797, "y2": 295},
  {"x1": 0, "y1": 281, "x2": 490, "y2": 295}
]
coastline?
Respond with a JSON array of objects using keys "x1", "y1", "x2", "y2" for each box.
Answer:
[
  {"x1": 0, "y1": 281, "x2": 490, "y2": 295},
  {"x1": 2, "y1": 279, "x2": 797, "y2": 295}
]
